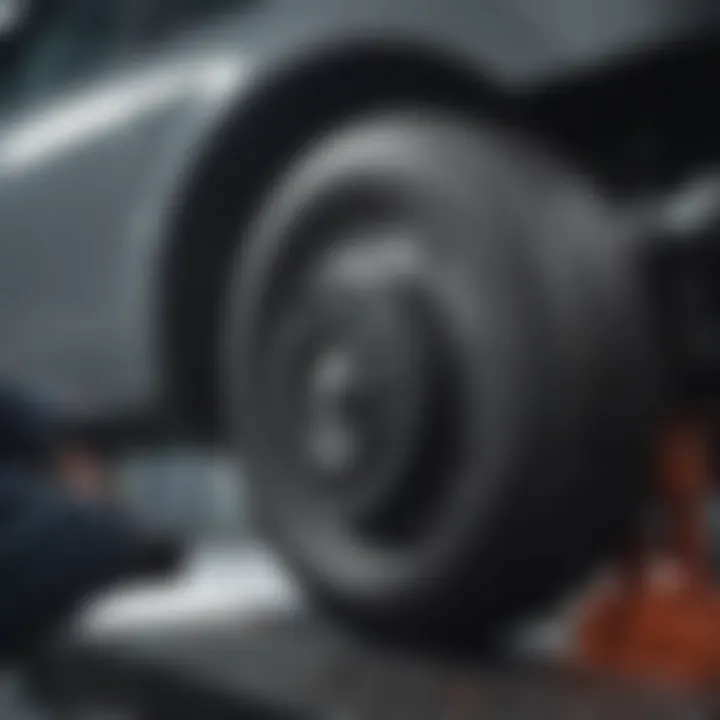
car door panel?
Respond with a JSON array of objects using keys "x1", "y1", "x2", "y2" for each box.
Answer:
[{"x1": 0, "y1": 56, "x2": 243, "y2": 413}]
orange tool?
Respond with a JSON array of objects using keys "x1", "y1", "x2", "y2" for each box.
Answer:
[{"x1": 577, "y1": 419, "x2": 720, "y2": 690}]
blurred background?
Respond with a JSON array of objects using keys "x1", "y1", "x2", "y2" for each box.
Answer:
[{"x1": 1, "y1": 0, "x2": 720, "y2": 715}]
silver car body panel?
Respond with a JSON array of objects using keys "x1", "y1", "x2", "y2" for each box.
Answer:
[{"x1": 0, "y1": 0, "x2": 716, "y2": 420}]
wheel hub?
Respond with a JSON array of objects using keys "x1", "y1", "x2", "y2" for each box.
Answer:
[
  {"x1": 304, "y1": 343, "x2": 366, "y2": 479},
  {"x1": 266, "y1": 261, "x2": 450, "y2": 528}
]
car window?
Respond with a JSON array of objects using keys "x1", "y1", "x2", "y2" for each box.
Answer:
[{"x1": 0, "y1": 0, "x2": 132, "y2": 111}]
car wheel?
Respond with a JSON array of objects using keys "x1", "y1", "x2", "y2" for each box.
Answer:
[{"x1": 223, "y1": 111, "x2": 659, "y2": 644}]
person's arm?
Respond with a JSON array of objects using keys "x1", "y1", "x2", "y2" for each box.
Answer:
[
  {"x1": 0, "y1": 386, "x2": 183, "y2": 660},
  {"x1": 0, "y1": 472, "x2": 183, "y2": 662}
]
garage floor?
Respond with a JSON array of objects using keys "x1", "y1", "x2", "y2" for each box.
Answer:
[{"x1": 2, "y1": 452, "x2": 720, "y2": 718}]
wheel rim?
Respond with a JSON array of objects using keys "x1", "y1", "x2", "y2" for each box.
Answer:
[{"x1": 261, "y1": 232, "x2": 459, "y2": 538}]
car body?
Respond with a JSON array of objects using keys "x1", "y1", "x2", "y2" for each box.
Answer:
[{"x1": 0, "y1": 0, "x2": 718, "y2": 437}]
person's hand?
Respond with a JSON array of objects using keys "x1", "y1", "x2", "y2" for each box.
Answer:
[{"x1": 53, "y1": 446, "x2": 118, "y2": 504}]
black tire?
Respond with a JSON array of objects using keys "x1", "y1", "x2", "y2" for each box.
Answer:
[{"x1": 224, "y1": 111, "x2": 659, "y2": 645}]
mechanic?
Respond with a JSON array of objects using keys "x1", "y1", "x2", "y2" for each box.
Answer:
[{"x1": 0, "y1": 384, "x2": 181, "y2": 660}]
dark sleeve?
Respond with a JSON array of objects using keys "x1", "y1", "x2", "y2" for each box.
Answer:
[
  {"x1": 0, "y1": 385, "x2": 62, "y2": 466},
  {"x1": 0, "y1": 473, "x2": 181, "y2": 660}
]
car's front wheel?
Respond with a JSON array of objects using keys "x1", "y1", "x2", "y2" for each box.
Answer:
[{"x1": 222, "y1": 110, "x2": 659, "y2": 644}]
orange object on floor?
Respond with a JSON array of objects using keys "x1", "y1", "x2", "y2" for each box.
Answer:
[{"x1": 577, "y1": 420, "x2": 720, "y2": 690}]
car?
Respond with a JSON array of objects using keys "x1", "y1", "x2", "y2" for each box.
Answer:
[{"x1": 0, "y1": 0, "x2": 718, "y2": 642}]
